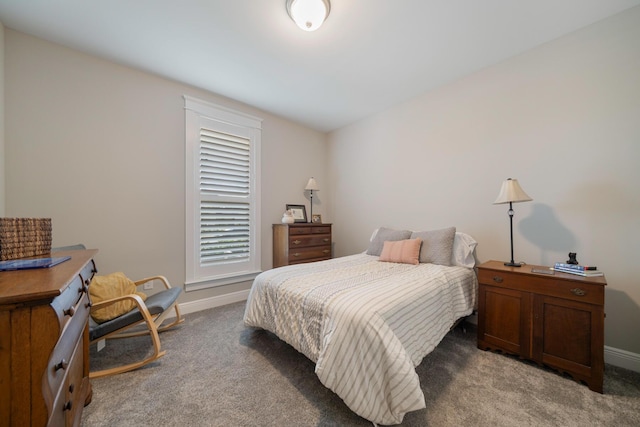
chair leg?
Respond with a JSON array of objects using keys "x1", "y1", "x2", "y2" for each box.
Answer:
[
  {"x1": 90, "y1": 297, "x2": 167, "y2": 378},
  {"x1": 157, "y1": 303, "x2": 185, "y2": 332},
  {"x1": 105, "y1": 302, "x2": 184, "y2": 339},
  {"x1": 90, "y1": 349, "x2": 166, "y2": 379}
]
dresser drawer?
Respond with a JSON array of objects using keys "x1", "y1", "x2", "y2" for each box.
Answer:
[
  {"x1": 79, "y1": 259, "x2": 97, "y2": 287},
  {"x1": 288, "y1": 245, "x2": 331, "y2": 263},
  {"x1": 46, "y1": 292, "x2": 90, "y2": 401},
  {"x1": 289, "y1": 234, "x2": 331, "y2": 248},
  {"x1": 51, "y1": 274, "x2": 88, "y2": 333},
  {"x1": 478, "y1": 269, "x2": 604, "y2": 305},
  {"x1": 289, "y1": 225, "x2": 331, "y2": 235},
  {"x1": 47, "y1": 333, "x2": 85, "y2": 427}
]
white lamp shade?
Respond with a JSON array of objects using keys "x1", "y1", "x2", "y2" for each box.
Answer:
[
  {"x1": 287, "y1": 0, "x2": 330, "y2": 32},
  {"x1": 305, "y1": 177, "x2": 319, "y2": 191},
  {"x1": 494, "y1": 179, "x2": 532, "y2": 204}
]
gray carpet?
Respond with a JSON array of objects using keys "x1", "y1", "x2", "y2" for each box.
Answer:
[{"x1": 81, "y1": 301, "x2": 640, "y2": 426}]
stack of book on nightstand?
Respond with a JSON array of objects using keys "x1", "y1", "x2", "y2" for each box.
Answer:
[{"x1": 553, "y1": 262, "x2": 604, "y2": 277}]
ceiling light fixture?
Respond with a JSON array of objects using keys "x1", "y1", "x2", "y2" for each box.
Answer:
[{"x1": 286, "y1": 0, "x2": 331, "y2": 32}]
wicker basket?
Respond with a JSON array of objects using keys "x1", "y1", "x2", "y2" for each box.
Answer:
[{"x1": 0, "y1": 218, "x2": 52, "y2": 261}]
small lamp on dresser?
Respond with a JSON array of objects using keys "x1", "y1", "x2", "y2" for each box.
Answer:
[{"x1": 305, "y1": 177, "x2": 319, "y2": 223}]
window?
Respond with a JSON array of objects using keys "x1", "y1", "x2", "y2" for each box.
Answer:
[{"x1": 184, "y1": 96, "x2": 262, "y2": 290}]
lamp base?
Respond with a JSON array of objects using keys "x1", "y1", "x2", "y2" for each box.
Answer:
[{"x1": 504, "y1": 261, "x2": 522, "y2": 267}]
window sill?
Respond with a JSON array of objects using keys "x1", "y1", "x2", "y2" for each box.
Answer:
[{"x1": 184, "y1": 271, "x2": 262, "y2": 292}]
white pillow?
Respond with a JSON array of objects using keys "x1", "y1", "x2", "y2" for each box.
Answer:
[{"x1": 451, "y1": 232, "x2": 477, "y2": 268}]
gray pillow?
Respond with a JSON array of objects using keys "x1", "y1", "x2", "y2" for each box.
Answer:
[
  {"x1": 410, "y1": 227, "x2": 456, "y2": 265},
  {"x1": 366, "y1": 227, "x2": 412, "y2": 256}
]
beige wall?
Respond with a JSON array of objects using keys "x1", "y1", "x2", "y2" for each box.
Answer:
[
  {"x1": 328, "y1": 8, "x2": 640, "y2": 355},
  {"x1": 3, "y1": 29, "x2": 327, "y2": 305},
  {"x1": 3, "y1": 8, "x2": 639, "y2": 359}
]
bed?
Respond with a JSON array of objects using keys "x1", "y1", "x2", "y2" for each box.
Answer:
[{"x1": 243, "y1": 227, "x2": 478, "y2": 425}]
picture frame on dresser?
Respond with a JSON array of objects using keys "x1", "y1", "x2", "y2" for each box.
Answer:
[
  {"x1": 312, "y1": 214, "x2": 322, "y2": 223},
  {"x1": 286, "y1": 204, "x2": 307, "y2": 223}
]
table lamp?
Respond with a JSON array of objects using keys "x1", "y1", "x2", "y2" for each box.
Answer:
[
  {"x1": 494, "y1": 178, "x2": 532, "y2": 267},
  {"x1": 305, "y1": 177, "x2": 319, "y2": 223}
]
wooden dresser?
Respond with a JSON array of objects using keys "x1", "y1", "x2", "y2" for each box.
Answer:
[
  {"x1": 0, "y1": 249, "x2": 98, "y2": 426},
  {"x1": 273, "y1": 223, "x2": 332, "y2": 268},
  {"x1": 476, "y1": 260, "x2": 606, "y2": 392}
]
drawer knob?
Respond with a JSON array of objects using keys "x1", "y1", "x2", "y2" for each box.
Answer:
[
  {"x1": 293, "y1": 240, "x2": 301, "y2": 245},
  {"x1": 323, "y1": 238, "x2": 329, "y2": 242},
  {"x1": 64, "y1": 307, "x2": 76, "y2": 317},
  {"x1": 55, "y1": 359, "x2": 69, "y2": 371},
  {"x1": 493, "y1": 276, "x2": 503, "y2": 283},
  {"x1": 323, "y1": 250, "x2": 330, "y2": 254},
  {"x1": 293, "y1": 253, "x2": 300, "y2": 257},
  {"x1": 571, "y1": 288, "x2": 586, "y2": 296}
]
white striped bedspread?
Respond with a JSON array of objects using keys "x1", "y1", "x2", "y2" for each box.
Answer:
[{"x1": 243, "y1": 254, "x2": 477, "y2": 425}]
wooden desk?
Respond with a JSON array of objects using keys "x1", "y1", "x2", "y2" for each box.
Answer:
[{"x1": 0, "y1": 249, "x2": 98, "y2": 426}]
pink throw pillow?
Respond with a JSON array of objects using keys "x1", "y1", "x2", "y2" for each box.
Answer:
[{"x1": 379, "y1": 238, "x2": 422, "y2": 265}]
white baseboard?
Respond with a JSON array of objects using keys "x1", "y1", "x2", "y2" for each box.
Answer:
[
  {"x1": 176, "y1": 289, "x2": 250, "y2": 316},
  {"x1": 605, "y1": 345, "x2": 640, "y2": 373},
  {"x1": 173, "y1": 294, "x2": 640, "y2": 373}
]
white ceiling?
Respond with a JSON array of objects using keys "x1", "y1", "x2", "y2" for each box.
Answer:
[{"x1": 1, "y1": 0, "x2": 639, "y2": 132}]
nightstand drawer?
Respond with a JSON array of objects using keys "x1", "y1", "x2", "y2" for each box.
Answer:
[
  {"x1": 538, "y1": 279, "x2": 603, "y2": 305},
  {"x1": 477, "y1": 269, "x2": 604, "y2": 304}
]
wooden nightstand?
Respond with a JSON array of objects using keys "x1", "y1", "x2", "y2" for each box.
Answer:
[
  {"x1": 476, "y1": 260, "x2": 606, "y2": 392},
  {"x1": 272, "y1": 223, "x2": 332, "y2": 268}
]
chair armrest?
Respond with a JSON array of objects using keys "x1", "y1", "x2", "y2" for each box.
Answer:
[
  {"x1": 91, "y1": 293, "x2": 146, "y2": 310},
  {"x1": 134, "y1": 275, "x2": 173, "y2": 290},
  {"x1": 90, "y1": 293, "x2": 155, "y2": 324}
]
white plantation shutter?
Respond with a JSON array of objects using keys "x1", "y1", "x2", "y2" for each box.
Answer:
[
  {"x1": 200, "y1": 201, "x2": 250, "y2": 264},
  {"x1": 185, "y1": 96, "x2": 262, "y2": 289},
  {"x1": 199, "y1": 130, "x2": 251, "y2": 265}
]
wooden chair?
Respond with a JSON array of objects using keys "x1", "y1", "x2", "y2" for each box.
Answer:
[
  {"x1": 88, "y1": 275, "x2": 184, "y2": 378},
  {"x1": 53, "y1": 243, "x2": 184, "y2": 378}
]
